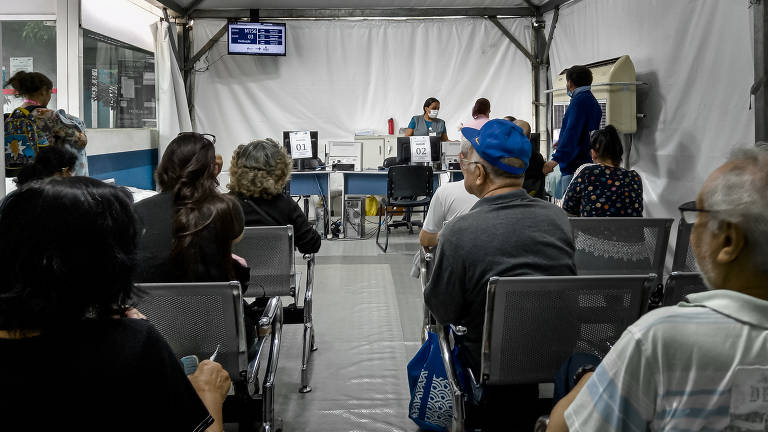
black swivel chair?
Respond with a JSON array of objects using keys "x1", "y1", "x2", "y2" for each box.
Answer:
[
  {"x1": 375, "y1": 165, "x2": 434, "y2": 253},
  {"x1": 672, "y1": 201, "x2": 699, "y2": 272}
]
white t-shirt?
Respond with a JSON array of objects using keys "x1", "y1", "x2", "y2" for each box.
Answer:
[
  {"x1": 566, "y1": 289, "x2": 768, "y2": 431},
  {"x1": 422, "y1": 180, "x2": 479, "y2": 233}
]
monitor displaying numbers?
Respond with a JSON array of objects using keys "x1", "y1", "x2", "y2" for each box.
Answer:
[{"x1": 228, "y1": 22, "x2": 286, "y2": 56}]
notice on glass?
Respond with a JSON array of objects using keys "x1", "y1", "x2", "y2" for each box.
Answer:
[
  {"x1": 10, "y1": 57, "x2": 33, "y2": 77},
  {"x1": 289, "y1": 131, "x2": 313, "y2": 159},
  {"x1": 410, "y1": 136, "x2": 431, "y2": 163}
]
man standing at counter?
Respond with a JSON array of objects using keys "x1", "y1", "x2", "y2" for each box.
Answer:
[{"x1": 542, "y1": 65, "x2": 603, "y2": 198}]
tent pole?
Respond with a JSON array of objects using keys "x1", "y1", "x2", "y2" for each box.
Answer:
[{"x1": 754, "y1": 0, "x2": 767, "y2": 143}]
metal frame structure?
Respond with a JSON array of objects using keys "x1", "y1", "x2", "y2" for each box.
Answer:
[{"x1": 145, "y1": 0, "x2": 767, "y2": 147}]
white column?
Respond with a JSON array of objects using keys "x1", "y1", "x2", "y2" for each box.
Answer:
[{"x1": 55, "y1": 0, "x2": 80, "y2": 116}]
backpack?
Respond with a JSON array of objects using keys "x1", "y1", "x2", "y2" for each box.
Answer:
[{"x1": 4, "y1": 105, "x2": 49, "y2": 177}]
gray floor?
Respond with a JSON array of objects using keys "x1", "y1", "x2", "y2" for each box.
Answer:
[{"x1": 273, "y1": 226, "x2": 425, "y2": 431}]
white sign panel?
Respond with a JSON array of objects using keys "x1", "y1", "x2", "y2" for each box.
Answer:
[
  {"x1": 10, "y1": 57, "x2": 33, "y2": 77},
  {"x1": 409, "y1": 136, "x2": 431, "y2": 163},
  {"x1": 289, "y1": 131, "x2": 313, "y2": 159}
]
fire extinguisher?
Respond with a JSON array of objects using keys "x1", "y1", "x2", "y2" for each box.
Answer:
[{"x1": 388, "y1": 118, "x2": 395, "y2": 135}]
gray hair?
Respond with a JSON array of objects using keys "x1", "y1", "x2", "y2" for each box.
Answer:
[
  {"x1": 701, "y1": 147, "x2": 768, "y2": 273},
  {"x1": 228, "y1": 138, "x2": 292, "y2": 198}
]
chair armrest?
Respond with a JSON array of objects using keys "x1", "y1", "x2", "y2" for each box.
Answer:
[
  {"x1": 247, "y1": 296, "x2": 283, "y2": 396},
  {"x1": 302, "y1": 254, "x2": 315, "y2": 324},
  {"x1": 436, "y1": 323, "x2": 467, "y2": 432},
  {"x1": 420, "y1": 247, "x2": 434, "y2": 342}
]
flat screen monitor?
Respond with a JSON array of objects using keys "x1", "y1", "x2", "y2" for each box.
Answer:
[
  {"x1": 283, "y1": 131, "x2": 319, "y2": 171},
  {"x1": 228, "y1": 22, "x2": 286, "y2": 56},
  {"x1": 396, "y1": 136, "x2": 441, "y2": 165}
]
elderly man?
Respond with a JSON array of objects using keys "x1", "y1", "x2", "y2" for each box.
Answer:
[
  {"x1": 548, "y1": 147, "x2": 768, "y2": 431},
  {"x1": 424, "y1": 119, "x2": 575, "y2": 377}
]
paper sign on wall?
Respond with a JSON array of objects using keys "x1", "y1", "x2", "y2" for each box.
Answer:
[
  {"x1": 10, "y1": 57, "x2": 33, "y2": 77},
  {"x1": 289, "y1": 131, "x2": 313, "y2": 159},
  {"x1": 409, "y1": 136, "x2": 431, "y2": 163}
]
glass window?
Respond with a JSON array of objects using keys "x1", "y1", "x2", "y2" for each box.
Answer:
[
  {"x1": 82, "y1": 30, "x2": 156, "y2": 128},
  {"x1": 1, "y1": 20, "x2": 57, "y2": 114}
]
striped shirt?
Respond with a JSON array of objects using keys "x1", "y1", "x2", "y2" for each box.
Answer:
[{"x1": 565, "y1": 289, "x2": 768, "y2": 431}]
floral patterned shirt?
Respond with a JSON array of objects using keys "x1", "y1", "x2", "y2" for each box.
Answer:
[{"x1": 562, "y1": 163, "x2": 643, "y2": 217}]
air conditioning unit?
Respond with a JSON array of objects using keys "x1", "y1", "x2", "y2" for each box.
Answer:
[{"x1": 552, "y1": 55, "x2": 638, "y2": 135}]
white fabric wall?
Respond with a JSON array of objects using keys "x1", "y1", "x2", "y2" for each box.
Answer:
[
  {"x1": 82, "y1": 0, "x2": 159, "y2": 52},
  {"x1": 153, "y1": 21, "x2": 192, "y2": 158},
  {"x1": 547, "y1": 0, "x2": 755, "y2": 223},
  {"x1": 191, "y1": 17, "x2": 533, "y2": 170}
]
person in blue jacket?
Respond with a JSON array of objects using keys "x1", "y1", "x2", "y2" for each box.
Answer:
[{"x1": 543, "y1": 65, "x2": 603, "y2": 199}]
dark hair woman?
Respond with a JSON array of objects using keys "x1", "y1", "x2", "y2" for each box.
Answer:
[
  {"x1": 0, "y1": 146, "x2": 77, "y2": 216},
  {"x1": 462, "y1": 98, "x2": 492, "y2": 133},
  {"x1": 562, "y1": 125, "x2": 644, "y2": 217},
  {"x1": 133, "y1": 132, "x2": 245, "y2": 285},
  {"x1": 3, "y1": 71, "x2": 88, "y2": 177},
  {"x1": 0, "y1": 176, "x2": 230, "y2": 431},
  {"x1": 404, "y1": 96, "x2": 450, "y2": 141}
]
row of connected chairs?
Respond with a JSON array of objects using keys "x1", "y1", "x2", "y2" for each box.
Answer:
[
  {"x1": 418, "y1": 213, "x2": 707, "y2": 431},
  {"x1": 135, "y1": 225, "x2": 316, "y2": 431}
]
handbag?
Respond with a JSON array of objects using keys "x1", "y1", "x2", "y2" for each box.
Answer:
[{"x1": 407, "y1": 330, "x2": 467, "y2": 431}]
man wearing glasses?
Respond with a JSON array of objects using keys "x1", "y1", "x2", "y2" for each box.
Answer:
[
  {"x1": 548, "y1": 147, "x2": 768, "y2": 432},
  {"x1": 424, "y1": 119, "x2": 576, "y2": 428}
]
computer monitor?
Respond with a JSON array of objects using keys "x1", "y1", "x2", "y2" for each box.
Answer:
[
  {"x1": 396, "y1": 136, "x2": 441, "y2": 165},
  {"x1": 283, "y1": 131, "x2": 319, "y2": 171}
]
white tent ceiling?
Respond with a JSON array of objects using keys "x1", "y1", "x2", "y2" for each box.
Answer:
[{"x1": 162, "y1": 0, "x2": 549, "y2": 9}]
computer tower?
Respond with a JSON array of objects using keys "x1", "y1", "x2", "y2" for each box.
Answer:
[
  {"x1": 315, "y1": 205, "x2": 326, "y2": 237},
  {"x1": 344, "y1": 196, "x2": 366, "y2": 238}
]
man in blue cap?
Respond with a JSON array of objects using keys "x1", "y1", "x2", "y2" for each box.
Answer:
[{"x1": 424, "y1": 119, "x2": 576, "y2": 427}]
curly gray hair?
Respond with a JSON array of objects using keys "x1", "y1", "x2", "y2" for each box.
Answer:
[{"x1": 228, "y1": 138, "x2": 292, "y2": 199}]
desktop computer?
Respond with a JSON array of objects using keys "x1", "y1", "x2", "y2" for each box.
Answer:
[{"x1": 344, "y1": 196, "x2": 366, "y2": 238}]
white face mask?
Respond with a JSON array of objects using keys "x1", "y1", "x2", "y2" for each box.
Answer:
[{"x1": 429, "y1": 109, "x2": 439, "y2": 118}]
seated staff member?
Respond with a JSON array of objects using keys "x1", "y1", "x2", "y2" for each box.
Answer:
[
  {"x1": 405, "y1": 97, "x2": 450, "y2": 142},
  {"x1": 228, "y1": 138, "x2": 321, "y2": 254}
]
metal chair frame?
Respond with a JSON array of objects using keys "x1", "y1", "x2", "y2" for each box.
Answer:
[
  {"x1": 136, "y1": 282, "x2": 283, "y2": 432},
  {"x1": 431, "y1": 274, "x2": 655, "y2": 432},
  {"x1": 233, "y1": 225, "x2": 317, "y2": 393},
  {"x1": 662, "y1": 271, "x2": 707, "y2": 306},
  {"x1": 376, "y1": 165, "x2": 434, "y2": 252},
  {"x1": 672, "y1": 205, "x2": 699, "y2": 272}
]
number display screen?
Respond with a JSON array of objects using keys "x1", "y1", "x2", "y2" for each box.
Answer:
[{"x1": 228, "y1": 22, "x2": 286, "y2": 56}]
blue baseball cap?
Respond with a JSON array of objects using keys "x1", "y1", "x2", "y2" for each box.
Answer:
[{"x1": 461, "y1": 119, "x2": 531, "y2": 175}]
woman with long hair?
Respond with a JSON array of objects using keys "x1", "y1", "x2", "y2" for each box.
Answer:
[{"x1": 133, "y1": 132, "x2": 245, "y2": 284}]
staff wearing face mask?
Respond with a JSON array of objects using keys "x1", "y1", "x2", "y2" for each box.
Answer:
[{"x1": 405, "y1": 97, "x2": 450, "y2": 142}]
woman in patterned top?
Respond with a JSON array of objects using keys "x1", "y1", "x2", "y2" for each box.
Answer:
[
  {"x1": 4, "y1": 71, "x2": 88, "y2": 175},
  {"x1": 562, "y1": 125, "x2": 643, "y2": 217}
]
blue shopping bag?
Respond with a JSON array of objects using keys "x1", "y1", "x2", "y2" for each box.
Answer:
[{"x1": 407, "y1": 330, "x2": 466, "y2": 431}]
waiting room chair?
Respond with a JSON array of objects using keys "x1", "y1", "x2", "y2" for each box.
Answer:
[
  {"x1": 662, "y1": 271, "x2": 707, "y2": 306},
  {"x1": 672, "y1": 202, "x2": 699, "y2": 272},
  {"x1": 233, "y1": 225, "x2": 317, "y2": 393},
  {"x1": 136, "y1": 282, "x2": 283, "y2": 432},
  {"x1": 569, "y1": 217, "x2": 673, "y2": 296},
  {"x1": 434, "y1": 274, "x2": 655, "y2": 432},
  {"x1": 376, "y1": 165, "x2": 434, "y2": 252}
]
